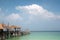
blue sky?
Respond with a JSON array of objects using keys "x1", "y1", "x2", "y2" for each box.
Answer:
[{"x1": 0, "y1": 0, "x2": 60, "y2": 31}]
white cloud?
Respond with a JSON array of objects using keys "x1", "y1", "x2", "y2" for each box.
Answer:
[
  {"x1": 0, "y1": 4, "x2": 59, "y2": 31},
  {"x1": 6, "y1": 13, "x2": 23, "y2": 21},
  {"x1": 0, "y1": 8, "x2": 5, "y2": 18},
  {"x1": 16, "y1": 4, "x2": 60, "y2": 19}
]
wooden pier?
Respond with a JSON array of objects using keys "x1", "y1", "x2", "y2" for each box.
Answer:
[{"x1": 0, "y1": 23, "x2": 30, "y2": 40}]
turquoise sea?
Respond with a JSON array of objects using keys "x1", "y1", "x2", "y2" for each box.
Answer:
[{"x1": 7, "y1": 32, "x2": 60, "y2": 40}]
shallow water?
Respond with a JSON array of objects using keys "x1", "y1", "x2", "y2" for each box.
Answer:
[{"x1": 7, "y1": 32, "x2": 60, "y2": 40}]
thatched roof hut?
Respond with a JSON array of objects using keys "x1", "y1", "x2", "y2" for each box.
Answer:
[{"x1": 0, "y1": 24, "x2": 21, "y2": 31}]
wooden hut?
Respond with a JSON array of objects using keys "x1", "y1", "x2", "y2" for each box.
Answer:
[
  {"x1": 0, "y1": 24, "x2": 6, "y2": 40},
  {"x1": 9, "y1": 25, "x2": 21, "y2": 36},
  {"x1": 0, "y1": 23, "x2": 22, "y2": 39}
]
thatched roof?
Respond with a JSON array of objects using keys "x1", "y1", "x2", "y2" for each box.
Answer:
[
  {"x1": 0, "y1": 24, "x2": 21, "y2": 30},
  {"x1": 9, "y1": 25, "x2": 21, "y2": 29},
  {"x1": 0, "y1": 24, "x2": 4, "y2": 29}
]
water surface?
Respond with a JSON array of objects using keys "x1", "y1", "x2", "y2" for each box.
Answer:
[{"x1": 7, "y1": 32, "x2": 60, "y2": 40}]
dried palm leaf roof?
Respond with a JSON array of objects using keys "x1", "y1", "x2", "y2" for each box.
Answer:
[
  {"x1": 9, "y1": 25, "x2": 21, "y2": 29},
  {"x1": 0, "y1": 24, "x2": 21, "y2": 30},
  {"x1": 0, "y1": 24, "x2": 4, "y2": 29}
]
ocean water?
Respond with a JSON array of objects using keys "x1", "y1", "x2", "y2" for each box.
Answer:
[{"x1": 7, "y1": 32, "x2": 60, "y2": 40}]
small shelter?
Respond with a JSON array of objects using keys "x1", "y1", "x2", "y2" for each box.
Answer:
[
  {"x1": 0, "y1": 23, "x2": 22, "y2": 39},
  {"x1": 0, "y1": 24, "x2": 6, "y2": 40},
  {"x1": 9, "y1": 25, "x2": 21, "y2": 36}
]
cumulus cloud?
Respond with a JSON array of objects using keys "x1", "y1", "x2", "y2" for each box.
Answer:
[
  {"x1": 0, "y1": 4, "x2": 59, "y2": 31},
  {"x1": 6, "y1": 13, "x2": 23, "y2": 21},
  {"x1": 15, "y1": 4, "x2": 60, "y2": 31},
  {"x1": 16, "y1": 4, "x2": 60, "y2": 20}
]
